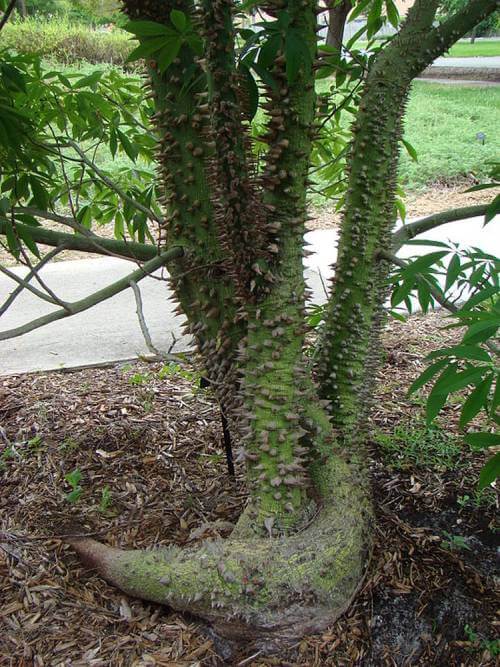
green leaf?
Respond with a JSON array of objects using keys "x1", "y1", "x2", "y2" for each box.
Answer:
[
  {"x1": 186, "y1": 34, "x2": 203, "y2": 56},
  {"x1": 109, "y1": 128, "x2": 117, "y2": 158},
  {"x1": 391, "y1": 279, "x2": 413, "y2": 307},
  {"x1": 401, "y1": 138, "x2": 418, "y2": 162},
  {"x1": 484, "y1": 194, "x2": 499, "y2": 225},
  {"x1": 417, "y1": 281, "x2": 432, "y2": 313},
  {"x1": 1, "y1": 64, "x2": 27, "y2": 93},
  {"x1": 399, "y1": 251, "x2": 449, "y2": 281},
  {"x1": 492, "y1": 378, "x2": 500, "y2": 414},
  {"x1": 75, "y1": 71, "x2": 103, "y2": 90},
  {"x1": 433, "y1": 366, "x2": 486, "y2": 395},
  {"x1": 66, "y1": 488, "x2": 82, "y2": 503},
  {"x1": 426, "y1": 388, "x2": 449, "y2": 424},
  {"x1": 157, "y1": 37, "x2": 182, "y2": 73},
  {"x1": 170, "y1": 9, "x2": 187, "y2": 33},
  {"x1": 126, "y1": 36, "x2": 168, "y2": 62},
  {"x1": 408, "y1": 358, "x2": 449, "y2": 395},
  {"x1": 4, "y1": 221, "x2": 20, "y2": 259},
  {"x1": 462, "y1": 320, "x2": 499, "y2": 345},
  {"x1": 285, "y1": 29, "x2": 311, "y2": 83},
  {"x1": 385, "y1": 0, "x2": 400, "y2": 28},
  {"x1": 17, "y1": 224, "x2": 40, "y2": 258},
  {"x1": 465, "y1": 431, "x2": 500, "y2": 449},
  {"x1": 350, "y1": 0, "x2": 372, "y2": 22},
  {"x1": 367, "y1": 0, "x2": 384, "y2": 39},
  {"x1": 123, "y1": 20, "x2": 171, "y2": 37},
  {"x1": 459, "y1": 375, "x2": 493, "y2": 429},
  {"x1": 258, "y1": 33, "x2": 282, "y2": 69},
  {"x1": 478, "y1": 452, "x2": 500, "y2": 489},
  {"x1": 238, "y1": 65, "x2": 259, "y2": 120},
  {"x1": 427, "y1": 344, "x2": 491, "y2": 363},
  {"x1": 117, "y1": 129, "x2": 138, "y2": 162},
  {"x1": 460, "y1": 285, "x2": 498, "y2": 311},
  {"x1": 445, "y1": 254, "x2": 461, "y2": 292}
]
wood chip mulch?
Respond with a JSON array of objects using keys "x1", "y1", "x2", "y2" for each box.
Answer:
[{"x1": 1, "y1": 313, "x2": 498, "y2": 666}]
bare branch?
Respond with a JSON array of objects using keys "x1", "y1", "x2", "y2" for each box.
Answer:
[
  {"x1": 129, "y1": 279, "x2": 181, "y2": 362},
  {"x1": 0, "y1": 244, "x2": 69, "y2": 317},
  {"x1": 0, "y1": 246, "x2": 183, "y2": 341},
  {"x1": 0, "y1": 263, "x2": 70, "y2": 308},
  {"x1": 12, "y1": 224, "x2": 71, "y2": 311},
  {"x1": 392, "y1": 204, "x2": 490, "y2": 251}
]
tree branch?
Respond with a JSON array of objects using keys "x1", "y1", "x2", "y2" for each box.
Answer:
[
  {"x1": 129, "y1": 279, "x2": 179, "y2": 361},
  {"x1": 0, "y1": 0, "x2": 16, "y2": 32},
  {"x1": 0, "y1": 244, "x2": 68, "y2": 316},
  {"x1": 14, "y1": 206, "x2": 98, "y2": 238},
  {"x1": 0, "y1": 246, "x2": 183, "y2": 341},
  {"x1": 0, "y1": 218, "x2": 160, "y2": 261},
  {"x1": 392, "y1": 204, "x2": 490, "y2": 251},
  {"x1": 0, "y1": 263, "x2": 70, "y2": 309}
]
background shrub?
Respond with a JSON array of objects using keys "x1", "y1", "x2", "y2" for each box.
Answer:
[{"x1": 2, "y1": 18, "x2": 131, "y2": 65}]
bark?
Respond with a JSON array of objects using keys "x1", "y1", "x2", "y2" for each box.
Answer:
[
  {"x1": 16, "y1": 0, "x2": 26, "y2": 18},
  {"x1": 326, "y1": 0, "x2": 352, "y2": 51}
]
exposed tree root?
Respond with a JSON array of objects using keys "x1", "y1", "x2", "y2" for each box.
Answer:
[{"x1": 67, "y1": 459, "x2": 371, "y2": 652}]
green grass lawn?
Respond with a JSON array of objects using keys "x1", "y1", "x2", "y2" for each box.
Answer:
[
  {"x1": 445, "y1": 39, "x2": 500, "y2": 58},
  {"x1": 399, "y1": 81, "x2": 499, "y2": 189},
  {"x1": 315, "y1": 77, "x2": 498, "y2": 192},
  {"x1": 356, "y1": 39, "x2": 500, "y2": 58}
]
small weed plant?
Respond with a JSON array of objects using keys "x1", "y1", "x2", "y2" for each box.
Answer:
[
  {"x1": 373, "y1": 422, "x2": 462, "y2": 471},
  {"x1": 64, "y1": 468, "x2": 83, "y2": 504}
]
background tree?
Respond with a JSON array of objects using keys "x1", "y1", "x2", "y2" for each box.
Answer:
[
  {"x1": 325, "y1": 0, "x2": 352, "y2": 50},
  {"x1": 439, "y1": 0, "x2": 499, "y2": 41},
  {"x1": 0, "y1": 0, "x2": 497, "y2": 651}
]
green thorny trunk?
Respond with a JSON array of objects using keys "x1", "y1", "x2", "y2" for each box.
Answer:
[{"x1": 68, "y1": 0, "x2": 497, "y2": 649}]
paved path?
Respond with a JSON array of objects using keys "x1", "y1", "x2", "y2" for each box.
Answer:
[
  {"x1": 433, "y1": 56, "x2": 500, "y2": 68},
  {"x1": 0, "y1": 214, "x2": 498, "y2": 375}
]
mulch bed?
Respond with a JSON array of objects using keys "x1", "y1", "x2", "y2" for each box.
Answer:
[{"x1": 0, "y1": 313, "x2": 498, "y2": 666}]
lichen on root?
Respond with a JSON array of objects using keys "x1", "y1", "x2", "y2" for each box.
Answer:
[{"x1": 67, "y1": 457, "x2": 371, "y2": 651}]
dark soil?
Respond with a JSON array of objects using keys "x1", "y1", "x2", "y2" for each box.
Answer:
[{"x1": 0, "y1": 312, "x2": 498, "y2": 666}]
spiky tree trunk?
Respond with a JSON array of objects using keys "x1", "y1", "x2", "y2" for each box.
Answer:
[{"x1": 68, "y1": 0, "x2": 497, "y2": 651}]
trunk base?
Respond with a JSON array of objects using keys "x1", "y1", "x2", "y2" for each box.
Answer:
[{"x1": 67, "y1": 459, "x2": 371, "y2": 651}]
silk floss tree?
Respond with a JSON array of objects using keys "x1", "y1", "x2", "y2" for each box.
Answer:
[{"x1": 0, "y1": 0, "x2": 497, "y2": 652}]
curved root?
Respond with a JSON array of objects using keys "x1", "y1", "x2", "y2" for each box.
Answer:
[{"x1": 67, "y1": 459, "x2": 371, "y2": 649}]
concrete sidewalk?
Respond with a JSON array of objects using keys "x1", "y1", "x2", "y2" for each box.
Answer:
[
  {"x1": 0, "y1": 214, "x2": 498, "y2": 375},
  {"x1": 423, "y1": 55, "x2": 500, "y2": 82}
]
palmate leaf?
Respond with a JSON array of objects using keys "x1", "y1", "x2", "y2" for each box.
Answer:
[
  {"x1": 157, "y1": 37, "x2": 183, "y2": 73},
  {"x1": 425, "y1": 365, "x2": 487, "y2": 425},
  {"x1": 123, "y1": 20, "x2": 172, "y2": 37},
  {"x1": 127, "y1": 36, "x2": 169, "y2": 63},
  {"x1": 170, "y1": 9, "x2": 187, "y2": 33}
]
